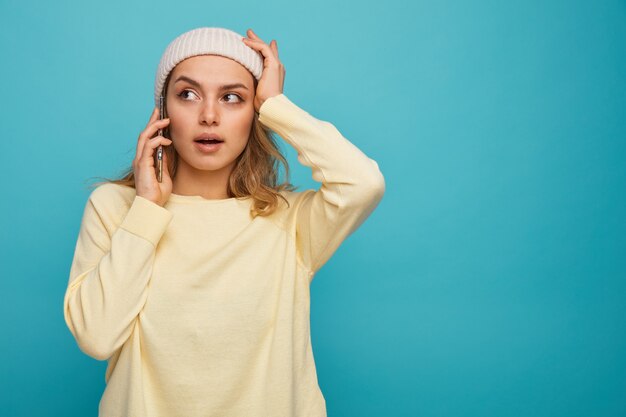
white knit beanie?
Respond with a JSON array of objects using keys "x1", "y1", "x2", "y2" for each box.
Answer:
[{"x1": 154, "y1": 27, "x2": 264, "y2": 107}]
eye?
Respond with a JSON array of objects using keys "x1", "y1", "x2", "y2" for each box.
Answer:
[
  {"x1": 224, "y1": 93, "x2": 243, "y2": 103},
  {"x1": 177, "y1": 89, "x2": 199, "y2": 101},
  {"x1": 176, "y1": 90, "x2": 244, "y2": 103}
]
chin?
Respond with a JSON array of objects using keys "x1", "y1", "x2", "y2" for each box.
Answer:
[
  {"x1": 190, "y1": 160, "x2": 232, "y2": 172},
  {"x1": 175, "y1": 143, "x2": 244, "y2": 172},
  {"x1": 185, "y1": 154, "x2": 239, "y2": 172}
]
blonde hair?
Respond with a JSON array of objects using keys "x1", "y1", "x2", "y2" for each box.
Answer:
[{"x1": 88, "y1": 72, "x2": 298, "y2": 218}]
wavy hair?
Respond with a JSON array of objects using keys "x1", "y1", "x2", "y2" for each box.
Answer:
[{"x1": 88, "y1": 72, "x2": 298, "y2": 218}]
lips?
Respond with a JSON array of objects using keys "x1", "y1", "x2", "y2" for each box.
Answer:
[{"x1": 194, "y1": 133, "x2": 224, "y2": 144}]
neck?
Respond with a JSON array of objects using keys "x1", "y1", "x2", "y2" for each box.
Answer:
[{"x1": 172, "y1": 159, "x2": 235, "y2": 200}]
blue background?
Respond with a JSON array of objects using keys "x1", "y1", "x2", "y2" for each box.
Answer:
[{"x1": 1, "y1": 0, "x2": 625, "y2": 416}]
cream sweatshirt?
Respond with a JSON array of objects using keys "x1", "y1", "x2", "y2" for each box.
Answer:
[{"x1": 63, "y1": 93, "x2": 385, "y2": 417}]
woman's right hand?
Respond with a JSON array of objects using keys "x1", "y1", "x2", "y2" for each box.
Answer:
[{"x1": 134, "y1": 106, "x2": 173, "y2": 207}]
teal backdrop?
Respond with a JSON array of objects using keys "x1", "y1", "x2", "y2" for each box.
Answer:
[{"x1": 1, "y1": 0, "x2": 625, "y2": 416}]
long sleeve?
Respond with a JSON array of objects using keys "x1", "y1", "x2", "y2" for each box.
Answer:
[
  {"x1": 63, "y1": 187, "x2": 173, "y2": 360},
  {"x1": 258, "y1": 94, "x2": 385, "y2": 278}
]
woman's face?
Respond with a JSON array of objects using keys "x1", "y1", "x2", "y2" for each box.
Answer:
[{"x1": 165, "y1": 54, "x2": 256, "y2": 176}]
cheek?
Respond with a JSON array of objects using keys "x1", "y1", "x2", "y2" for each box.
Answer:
[
  {"x1": 222, "y1": 109, "x2": 252, "y2": 131},
  {"x1": 236, "y1": 119, "x2": 255, "y2": 144},
  {"x1": 165, "y1": 108, "x2": 191, "y2": 134},
  {"x1": 237, "y1": 107, "x2": 256, "y2": 131}
]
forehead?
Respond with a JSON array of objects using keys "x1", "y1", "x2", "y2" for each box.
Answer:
[{"x1": 170, "y1": 54, "x2": 254, "y2": 86}]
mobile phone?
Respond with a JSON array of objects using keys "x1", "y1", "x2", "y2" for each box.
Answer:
[{"x1": 156, "y1": 95, "x2": 164, "y2": 183}]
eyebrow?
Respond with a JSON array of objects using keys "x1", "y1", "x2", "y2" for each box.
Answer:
[{"x1": 173, "y1": 75, "x2": 249, "y2": 91}]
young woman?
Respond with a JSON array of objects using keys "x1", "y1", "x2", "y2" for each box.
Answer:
[{"x1": 63, "y1": 27, "x2": 385, "y2": 417}]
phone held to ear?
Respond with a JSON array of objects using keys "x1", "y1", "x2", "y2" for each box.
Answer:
[{"x1": 156, "y1": 95, "x2": 164, "y2": 183}]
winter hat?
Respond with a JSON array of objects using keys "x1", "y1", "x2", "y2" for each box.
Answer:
[{"x1": 154, "y1": 27, "x2": 264, "y2": 107}]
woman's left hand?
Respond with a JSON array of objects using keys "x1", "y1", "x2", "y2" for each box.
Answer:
[{"x1": 242, "y1": 29, "x2": 285, "y2": 113}]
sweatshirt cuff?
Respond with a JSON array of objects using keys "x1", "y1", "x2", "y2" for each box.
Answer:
[
  {"x1": 119, "y1": 195, "x2": 173, "y2": 247},
  {"x1": 258, "y1": 93, "x2": 303, "y2": 135}
]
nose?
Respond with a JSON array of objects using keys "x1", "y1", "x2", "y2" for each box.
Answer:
[{"x1": 199, "y1": 98, "x2": 219, "y2": 125}]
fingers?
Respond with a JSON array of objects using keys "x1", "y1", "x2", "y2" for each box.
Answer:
[
  {"x1": 242, "y1": 29, "x2": 285, "y2": 108},
  {"x1": 246, "y1": 28, "x2": 263, "y2": 42},
  {"x1": 134, "y1": 136, "x2": 172, "y2": 171},
  {"x1": 143, "y1": 136, "x2": 172, "y2": 165},
  {"x1": 243, "y1": 29, "x2": 280, "y2": 62},
  {"x1": 136, "y1": 117, "x2": 170, "y2": 160},
  {"x1": 270, "y1": 40, "x2": 279, "y2": 59},
  {"x1": 148, "y1": 106, "x2": 159, "y2": 123}
]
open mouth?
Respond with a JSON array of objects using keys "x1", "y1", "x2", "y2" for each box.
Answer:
[
  {"x1": 195, "y1": 139, "x2": 223, "y2": 144},
  {"x1": 194, "y1": 139, "x2": 224, "y2": 153}
]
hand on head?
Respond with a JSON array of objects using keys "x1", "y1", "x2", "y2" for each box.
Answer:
[{"x1": 241, "y1": 29, "x2": 285, "y2": 113}]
